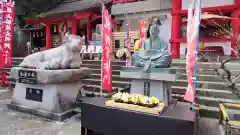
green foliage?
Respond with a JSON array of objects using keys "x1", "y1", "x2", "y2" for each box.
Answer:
[
  {"x1": 13, "y1": 0, "x2": 62, "y2": 28},
  {"x1": 11, "y1": 0, "x2": 62, "y2": 52},
  {"x1": 14, "y1": 0, "x2": 61, "y2": 15}
]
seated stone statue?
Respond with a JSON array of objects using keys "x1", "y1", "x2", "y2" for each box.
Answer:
[
  {"x1": 132, "y1": 24, "x2": 171, "y2": 71},
  {"x1": 19, "y1": 35, "x2": 83, "y2": 70}
]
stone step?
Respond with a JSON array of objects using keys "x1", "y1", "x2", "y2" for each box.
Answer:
[
  {"x1": 81, "y1": 60, "x2": 126, "y2": 66},
  {"x1": 81, "y1": 64, "x2": 122, "y2": 70},
  {"x1": 11, "y1": 59, "x2": 127, "y2": 67},
  {"x1": 90, "y1": 69, "x2": 120, "y2": 75},
  {"x1": 80, "y1": 64, "x2": 240, "y2": 76},
  {"x1": 4, "y1": 68, "x2": 121, "y2": 76},
  {"x1": 11, "y1": 57, "x2": 240, "y2": 67},
  {"x1": 199, "y1": 104, "x2": 240, "y2": 119},
  {"x1": 81, "y1": 77, "x2": 238, "y2": 91},
  {"x1": 88, "y1": 73, "x2": 240, "y2": 84},
  {"x1": 7, "y1": 75, "x2": 237, "y2": 100},
  {"x1": 172, "y1": 86, "x2": 238, "y2": 100},
  {"x1": 5, "y1": 66, "x2": 240, "y2": 80},
  {"x1": 174, "y1": 79, "x2": 240, "y2": 90},
  {"x1": 88, "y1": 74, "x2": 131, "y2": 82},
  {"x1": 173, "y1": 94, "x2": 240, "y2": 109},
  {"x1": 7, "y1": 75, "x2": 235, "y2": 92},
  {"x1": 5, "y1": 65, "x2": 240, "y2": 78},
  {"x1": 195, "y1": 69, "x2": 240, "y2": 76},
  {"x1": 10, "y1": 58, "x2": 240, "y2": 76},
  {"x1": 82, "y1": 59, "x2": 240, "y2": 70},
  {"x1": 81, "y1": 84, "x2": 238, "y2": 100},
  {"x1": 11, "y1": 57, "x2": 236, "y2": 66},
  {"x1": 82, "y1": 78, "x2": 129, "y2": 88},
  {"x1": 173, "y1": 61, "x2": 240, "y2": 70},
  {"x1": 12, "y1": 57, "x2": 24, "y2": 60},
  {"x1": 179, "y1": 74, "x2": 240, "y2": 83},
  {"x1": 6, "y1": 70, "x2": 239, "y2": 91}
]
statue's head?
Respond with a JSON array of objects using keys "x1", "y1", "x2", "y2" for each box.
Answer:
[
  {"x1": 63, "y1": 35, "x2": 84, "y2": 52},
  {"x1": 149, "y1": 25, "x2": 159, "y2": 39}
]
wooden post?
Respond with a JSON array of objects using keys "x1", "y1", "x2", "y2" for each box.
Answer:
[
  {"x1": 46, "y1": 24, "x2": 52, "y2": 49},
  {"x1": 170, "y1": 0, "x2": 182, "y2": 59},
  {"x1": 72, "y1": 19, "x2": 77, "y2": 35}
]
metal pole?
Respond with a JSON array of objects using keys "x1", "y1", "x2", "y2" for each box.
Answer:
[
  {"x1": 100, "y1": 2, "x2": 104, "y2": 97},
  {"x1": 193, "y1": 0, "x2": 202, "y2": 111}
]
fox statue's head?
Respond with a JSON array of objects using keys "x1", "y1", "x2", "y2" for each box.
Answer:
[{"x1": 62, "y1": 34, "x2": 84, "y2": 53}]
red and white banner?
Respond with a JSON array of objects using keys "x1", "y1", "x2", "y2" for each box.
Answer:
[
  {"x1": 101, "y1": 6, "x2": 112, "y2": 93},
  {"x1": 139, "y1": 19, "x2": 146, "y2": 49},
  {"x1": 184, "y1": 0, "x2": 201, "y2": 103},
  {"x1": 0, "y1": 0, "x2": 14, "y2": 68},
  {"x1": 0, "y1": 0, "x2": 5, "y2": 68}
]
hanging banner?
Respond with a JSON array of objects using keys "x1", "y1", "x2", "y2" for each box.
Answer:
[
  {"x1": 139, "y1": 19, "x2": 146, "y2": 49},
  {"x1": 1, "y1": 1, "x2": 14, "y2": 67},
  {"x1": 101, "y1": 5, "x2": 112, "y2": 93},
  {"x1": 184, "y1": 0, "x2": 201, "y2": 103},
  {"x1": 0, "y1": 0, "x2": 4, "y2": 68}
]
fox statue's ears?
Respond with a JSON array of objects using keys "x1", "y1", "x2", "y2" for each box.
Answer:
[
  {"x1": 62, "y1": 34, "x2": 84, "y2": 45},
  {"x1": 62, "y1": 35, "x2": 70, "y2": 44}
]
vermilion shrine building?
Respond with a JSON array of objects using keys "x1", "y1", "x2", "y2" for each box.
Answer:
[
  {"x1": 26, "y1": 0, "x2": 240, "y2": 59},
  {"x1": 26, "y1": 0, "x2": 115, "y2": 52},
  {"x1": 171, "y1": 0, "x2": 240, "y2": 59}
]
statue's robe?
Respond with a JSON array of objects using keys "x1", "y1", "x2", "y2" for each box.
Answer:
[{"x1": 132, "y1": 37, "x2": 171, "y2": 70}]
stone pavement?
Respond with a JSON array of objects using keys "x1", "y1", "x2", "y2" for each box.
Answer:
[
  {"x1": 0, "y1": 89, "x2": 82, "y2": 135},
  {"x1": 0, "y1": 88, "x2": 222, "y2": 135}
]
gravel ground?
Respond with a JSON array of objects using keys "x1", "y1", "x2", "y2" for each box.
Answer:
[{"x1": 0, "y1": 88, "x2": 223, "y2": 135}]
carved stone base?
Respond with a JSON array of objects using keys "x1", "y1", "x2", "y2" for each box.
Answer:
[
  {"x1": 120, "y1": 67, "x2": 177, "y2": 107},
  {"x1": 130, "y1": 80, "x2": 172, "y2": 107},
  {"x1": 8, "y1": 81, "x2": 82, "y2": 121}
]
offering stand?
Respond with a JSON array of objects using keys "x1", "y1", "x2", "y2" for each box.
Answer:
[{"x1": 80, "y1": 98, "x2": 196, "y2": 135}]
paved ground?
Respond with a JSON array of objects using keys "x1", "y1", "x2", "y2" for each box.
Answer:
[{"x1": 0, "y1": 88, "x2": 223, "y2": 135}]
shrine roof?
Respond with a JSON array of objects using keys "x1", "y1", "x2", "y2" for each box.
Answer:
[
  {"x1": 37, "y1": 0, "x2": 112, "y2": 17},
  {"x1": 111, "y1": 0, "x2": 172, "y2": 15}
]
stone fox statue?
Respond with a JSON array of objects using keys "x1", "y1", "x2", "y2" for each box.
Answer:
[{"x1": 19, "y1": 35, "x2": 84, "y2": 70}]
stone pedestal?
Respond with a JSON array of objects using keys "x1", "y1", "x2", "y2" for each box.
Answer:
[
  {"x1": 8, "y1": 67, "x2": 90, "y2": 121},
  {"x1": 120, "y1": 67, "x2": 177, "y2": 107}
]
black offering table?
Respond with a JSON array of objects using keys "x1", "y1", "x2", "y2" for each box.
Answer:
[{"x1": 81, "y1": 97, "x2": 196, "y2": 135}]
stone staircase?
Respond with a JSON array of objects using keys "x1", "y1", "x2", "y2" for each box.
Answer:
[{"x1": 5, "y1": 57, "x2": 240, "y2": 119}]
